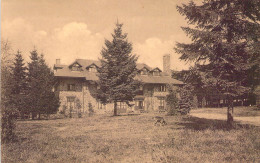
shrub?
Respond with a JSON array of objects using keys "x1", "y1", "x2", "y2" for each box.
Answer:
[
  {"x1": 1, "y1": 108, "x2": 16, "y2": 143},
  {"x1": 166, "y1": 85, "x2": 179, "y2": 116},
  {"x1": 75, "y1": 98, "x2": 82, "y2": 118},
  {"x1": 88, "y1": 102, "x2": 94, "y2": 116},
  {"x1": 59, "y1": 105, "x2": 67, "y2": 117},
  {"x1": 178, "y1": 84, "x2": 195, "y2": 115}
]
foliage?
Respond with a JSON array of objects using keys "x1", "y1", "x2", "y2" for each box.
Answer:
[
  {"x1": 98, "y1": 22, "x2": 139, "y2": 116},
  {"x1": 75, "y1": 98, "x2": 82, "y2": 118},
  {"x1": 60, "y1": 105, "x2": 67, "y2": 116},
  {"x1": 202, "y1": 97, "x2": 207, "y2": 108},
  {"x1": 1, "y1": 39, "x2": 16, "y2": 142},
  {"x1": 10, "y1": 50, "x2": 28, "y2": 119},
  {"x1": 166, "y1": 85, "x2": 179, "y2": 115},
  {"x1": 178, "y1": 84, "x2": 195, "y2": 115},
  {"x1": 27, "y1": 50, "x2": 60, "y2": 119},
  {"x1": 88, "y1": 102, "x2": 94, "y2": 116},
  {"x1": 175, "y1": 0, "x2": 260, "y2": 122}
]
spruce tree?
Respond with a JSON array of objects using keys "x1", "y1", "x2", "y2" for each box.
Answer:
[
  {"x1": 1, "y1": 40, "x2": 16, "y2": 142},
  {"x1": 10, "y1": 50, "x2": 28, "y2": 119},
  {"x1": 98, "y1": 22, "x2": 139, "y2": 116},
  {"x1": 27, "y1": 50, "x2": 59, "y2": 119},
  {"x1": 175, "y1": 0, "x2": 260, "y2": 124}
]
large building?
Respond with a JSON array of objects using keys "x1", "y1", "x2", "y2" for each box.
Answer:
[{"x1": 53, "y1": 55, "x2": 183, "y2": 114}]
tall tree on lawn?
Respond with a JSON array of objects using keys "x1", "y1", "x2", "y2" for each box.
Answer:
[
  {"x1": 27, "y1": 50, "x2": 59, "y2": 119},
  {"x1": 175, "y1": 0, "x2": 260, "y2": 125},
  {"x1": 98, "y1": 22, "x2": 139, "y2": 116},
  {"x1": 10, "y1": 50, "x2": 28, "y2": 119}
]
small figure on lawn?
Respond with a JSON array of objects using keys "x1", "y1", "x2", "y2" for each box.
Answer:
[{"x1": 154, "y1": 116, "x2": 167, "y2": 126}]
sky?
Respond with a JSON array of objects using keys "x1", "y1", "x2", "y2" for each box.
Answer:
[{"x1": 1, "y1": 0, "x2": 198, "y2": 70}]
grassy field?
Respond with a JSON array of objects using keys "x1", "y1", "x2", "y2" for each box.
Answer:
[
  {"x1": 193, "y1": 106, "x2": 260, "y2": 117},
  {"x1": 2, "y1": 112, "x2": 260, "y2": 163}
]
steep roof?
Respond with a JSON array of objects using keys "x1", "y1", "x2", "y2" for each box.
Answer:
[{"x1": 54, "y1": 59, "x2": 183, "y2": 84}]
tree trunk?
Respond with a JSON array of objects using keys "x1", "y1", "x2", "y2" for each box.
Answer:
[
  {"x1": 227, "y1": 98, "x2": 234, "y2": 126},
  {"x1": 114, "y1": 101, "x2": 118, "y2": 116},
  {"x1": 38, "y1": 113, "x2": 41, "y2": 120},
  {"x1": 21, "y1": 111, "x2": 25, "y2": 120},
  {"x1": 32, "y1": 112, "x2": 36, "y2": 120}
]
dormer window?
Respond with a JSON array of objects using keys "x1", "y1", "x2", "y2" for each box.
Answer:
[
  {"x1": 87, "y1": 66, "x2": 97, "y2": 72},
  {"x1": 153, "y1": 71, "x2": 160, "y2": 76},
  {"x1": 71, "y1": 63, "x2": 82, "y2": 71},
  {"x1": 140, "y1": 68, "x2": 149, "y2": 75},
  {"x1": 152, "y1": 68, "x2": 161, "y2": 76}
]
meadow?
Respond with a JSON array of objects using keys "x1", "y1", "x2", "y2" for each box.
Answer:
[{"x1": 2, "y1": 111, "x2": 260, "y2": 163}]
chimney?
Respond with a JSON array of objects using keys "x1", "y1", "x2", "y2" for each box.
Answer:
[
  {"x1": 163, "y1": 54, "x2": 171, "y2": 75},
  {"x1": 56, "y1": 59, "x2": 61, "y2": 65}
]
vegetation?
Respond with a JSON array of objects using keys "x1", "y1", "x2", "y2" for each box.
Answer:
[
  {"x1": 178, "y1": 84, "x2": 196, "y2": 115},
  {"x1": 166, "y1": 85, "x2": 179, "y2": 115},
  {"x1": 1, "y1": 40, "x2": 16, "y2": 142},
  {"x1": 11, "y1": 50, "x2": 28, "y2": 119},
  {"x1": 2, "y1": 113, "x2": 260, "y2": 162},
  {"x1": 88, "y1": 102, "x2": 94, "y2": 116},
  {"x1": 98, "y1": 22, "x2": 139, "y2": 116},
  {"x1": 27, "y1": 50, "x2": 60, "y2": 119},
  {"x1": 175, "y1": 0, "x2": 260, "y2": 124}
]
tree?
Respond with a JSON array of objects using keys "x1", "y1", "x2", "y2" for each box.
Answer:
[
  {"x1": 166, "y1": 85, "x2": 179, "y2": 115},
  {"x1": 98, "y1": 22, "x2": 139, "y2": 116},
  {"x1": 10, "y1": 50, "x2": 28, "y2": 119},
  {"x1": 27, "y1": 50, "x2": 59, "y2": 119},
  {"x1": 178, "y1": 84, "x2": 195, "y2": 115},
  {"x1": 1, "y1": 39, "x2": 16, "y2": 142},
  {"x1": 175, "y1": 0, "x2": 260, "y2": 125}
]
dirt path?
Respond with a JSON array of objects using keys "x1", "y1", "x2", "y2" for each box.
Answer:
[{"x1": 190, "y1": 111, "x2": 260, "y2": 127}]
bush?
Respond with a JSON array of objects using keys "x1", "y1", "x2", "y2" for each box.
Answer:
[
  {"x1": 59, "y1": 105, "x2": 67, "y2": 117},
  {"x1": 1, "y1": 108, "x2": 16, "y2": 143},
  {"x1": 177, "y1": 84, "x2": 195, "y2": 115},
  {"x1": 166, "y1": 85, "x2": 179, "y2": 116},
  {"x1": 88, "y1": 102, "x2": 94, "y2": 116}
]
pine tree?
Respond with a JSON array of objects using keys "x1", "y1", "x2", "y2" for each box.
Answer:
[
  {"x1": 175, "y1": 0, "x2": 260, "y2": 125},
  {"x1": 10, "y1": 50, "x2": 28, "y2": 119},
  {"x1": 98, "y1": 22, "x2": 139, "y2": 116},
  {"x1": 1, "y1": 40, "x2": 16, "y2": 142},
  {"x1": 27, "y1": 50, "x2": 59, "y2": 119}
]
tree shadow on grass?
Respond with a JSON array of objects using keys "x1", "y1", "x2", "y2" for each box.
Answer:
[{"x1": 175, "y1": 116, "x2": 257, "y2": 131}]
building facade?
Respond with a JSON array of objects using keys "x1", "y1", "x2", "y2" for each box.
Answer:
[{"x1": 53, "y1": 55, "x2": 183, "y2": 114}]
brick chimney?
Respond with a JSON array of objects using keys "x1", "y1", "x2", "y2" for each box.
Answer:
[
  {"x1": 163, "y1": 54, "x2": 171, "y2": 75},
  {"x1": 56, "y1": 59, "x2": 61, "y2": 65}
]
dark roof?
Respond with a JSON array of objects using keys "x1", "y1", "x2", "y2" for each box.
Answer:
[{"x1": 54, "y1": 59, "x2": 183, "y2": 84}]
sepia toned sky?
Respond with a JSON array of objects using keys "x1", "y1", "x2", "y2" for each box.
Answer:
[{"x1": 1, "y1": 0, "x2": 199, "y2": 70}]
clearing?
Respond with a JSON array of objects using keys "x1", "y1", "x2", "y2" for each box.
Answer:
[
  {"x1": 2, "y1": 111, "x2": 260, "y2": 163},
  {"x1": 191, "y1": 106, "x2": 260, "y2": 126}
]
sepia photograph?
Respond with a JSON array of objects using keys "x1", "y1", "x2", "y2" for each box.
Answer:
[{"x1": 1, "y1": 0, "x2": 260, "y2": 162}]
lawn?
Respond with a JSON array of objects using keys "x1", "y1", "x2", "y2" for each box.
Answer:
[
  {"x1": 2, "y1": 113, "x2": 260, "y2": 163},
  {"x1": 193, "y1": 106, "x2": 260, "y2": 117}
]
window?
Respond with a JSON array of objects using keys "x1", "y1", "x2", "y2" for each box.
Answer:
[
  {"x1": 159, "y1": 85, "x2": 166, "y2": 92},
  {"x1": 153, "y1": 71, "x2": 160, "y2": 76},
  {"x1": 140, "y1": 69, "x2": 148, "y2": 75},
  {"x1": 68, "y1": 84, "x2": 76, "y2": 91},
  {"x1": 158, "y1": 97, "x2": 165, "y2": 110},
  {"x1": 87, "y1": 66, "x2": 97, "y2": 72},
  {"x1": 117, "y1": 102, "x2": 127, "y2": 109},
  {"x1": 71, "y1": 64, "x2": 81, "y2": 71},
  {"x1": 154, "y1": 85, "x2": 166, "y2": 92}
]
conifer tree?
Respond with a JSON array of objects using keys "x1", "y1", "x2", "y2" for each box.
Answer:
[
  {"x1": 1, "y1": 40, "x2": 16, "y2": 142},
  {"x1": 10, "y1": 50, "x2": 28, "y2": 119},
  {"x1": 175, "y1": 0, "x2": 260, "y2": 124},
  {"x1": 27, "y1": 50, "x2": 59, "y2": 119},
  {"x1": 98, "y1": 22, "x2": 139, "y2": 116}
]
